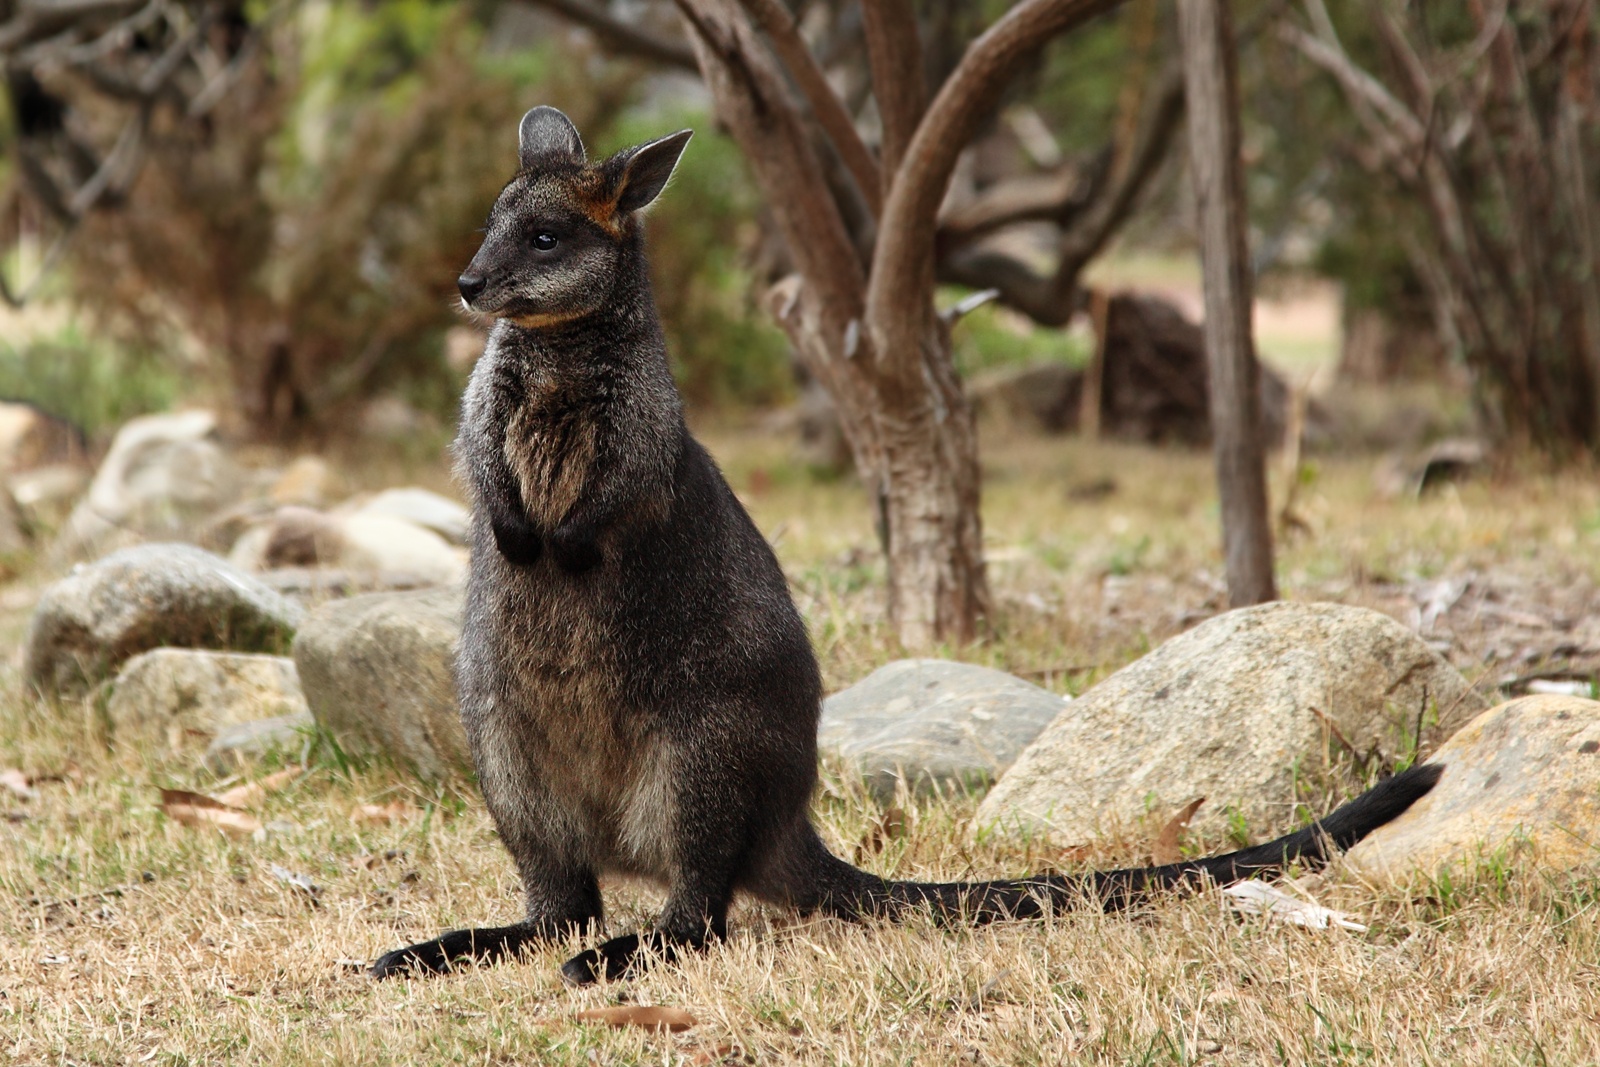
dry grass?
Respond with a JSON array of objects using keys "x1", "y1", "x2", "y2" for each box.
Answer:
[{"x1": 4, "y1": 424, "x2": 1600, "y2": 1065}]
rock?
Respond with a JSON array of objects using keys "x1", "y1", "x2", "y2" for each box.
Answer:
[
  {"x1": 1345, "y1": 696, "x2": 1600, "y2": 883},
  {"x1": 204, "y1": 712, "x2": 315, "y2": 773},
  {"x1": 56, "y1": 411, "x2": 243, "y2": 559},
  {"x1": 10, "y1": 463, "x2": 90, "y2": 527},
  {"x1": 24, "y1": 543, "x2": 305, "y2": 700},
  {"x1": 359, "y1": 396, "x2": 438, "y2": 442},
  {"x1": 330, "y1": 514, "x2": 466, "y2": 585},
  {"x1": 230, "y1": 508, "x2": 464, "y2": 586},
  {"x1": 346, "y1": 487, "x2": 470, "y2": 545},
  {"x1": 819, "y1": 659, "x2": 1068, "y2": 800},
  {"x1": 0, "y1": 400, "x2": 88, "y2": 471},
  {"x1": 293, "y1": 586, "x2": 467, "y2": 778},
  {"x1": 270, "y1": 455, "x2": 340, "y2": 508},
  {"x1": 973, "y1": 601, "x2": 1489, "y2": 843},
  {"x1": 105, "y1": 649, "x2": 307, "y2": 744},
  {"x1": 256, "y1": 567, "x2": 439, "y2": 599}
]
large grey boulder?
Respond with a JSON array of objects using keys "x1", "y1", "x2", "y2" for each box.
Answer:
[
  {"x1": 105, "y1": 649, "x2": 307, "y2": 741},
  {"x1": 56, "y1": 410, "x2": 244, "y2": 559},
  {"x1": 820, "y1": 659, "x2": 1068, "y2": 800},
  {"x1": 293, "y1": 586, "x2": 467, "y2": 778},
  {"x1": 974, "y1": 601, "x2": 1488, "y2": 843},
  {"x1": 1346, "y1": 696, "x2": 1600, "y2": 884},
  {"x1": 24, "y1": 544, "x2": 304, "y2": 700}
]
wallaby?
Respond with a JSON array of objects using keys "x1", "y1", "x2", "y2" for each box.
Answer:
[{"x1": 371, "y1": 107, "x2": 1443, "y2": 986}]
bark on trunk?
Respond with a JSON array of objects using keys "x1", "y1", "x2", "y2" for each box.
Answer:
[{"x1": 875, "y1": 318, "x2": 987, "y2": 649}]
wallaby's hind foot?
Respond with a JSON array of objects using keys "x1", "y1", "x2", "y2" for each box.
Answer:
[
  {"x1": 560, "y1": 930, "x2": 713, "y2": 986},
  {"x1": 371, "y1": 922, "x2": 551, "y2": 979}
]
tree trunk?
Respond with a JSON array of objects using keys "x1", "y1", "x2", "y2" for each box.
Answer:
[
  {"x1": 1179, "y1": 0, "x2": 1277, "y2": 607},
  {"x1": 875, "y1": 318, "x2": 987, "y2": 648}
]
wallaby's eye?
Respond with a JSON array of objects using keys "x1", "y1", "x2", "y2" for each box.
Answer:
[{"x1": 532, "y1": 232, "x2": 558, "y2": 251}]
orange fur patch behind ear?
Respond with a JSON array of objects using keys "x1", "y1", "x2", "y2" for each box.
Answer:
[{"x1": 573, "y1": 170, "x2": 625, "y2": 238}]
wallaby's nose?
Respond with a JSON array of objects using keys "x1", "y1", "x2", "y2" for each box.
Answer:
[{"x1": 457, "y1": 273, "x2": 488, "y2": 305}]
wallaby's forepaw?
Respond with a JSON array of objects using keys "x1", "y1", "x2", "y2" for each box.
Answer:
[
  {"x1": 491, "y1": 516, "x2": 543, "y2": 567},
  {"x1": 560, "y1": 932, "x2": 660, "y2": 985},
  {"x1": 548, "y1": 521, "x2": 602, "y2": 573}
]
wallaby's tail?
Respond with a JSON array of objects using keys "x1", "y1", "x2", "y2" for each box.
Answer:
[{"x1": 802, "y1": 762, "x2": 1442, "y2": 923}]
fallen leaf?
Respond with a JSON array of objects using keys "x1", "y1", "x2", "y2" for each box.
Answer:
[
  {"x1": 216, "y1": 765, "x2": 304, "y2": 809},
  {"x1": 573, "y1": 1005, "x2": 697, "y2": 1032},
  {"x1": 688, "y1": 1044, "x2": 740, "y2": 1065},
  {"x1": 352, "y1": 800, "x2": 414, "y2": 825},
  {"x1": 1, "y1": 768, "x2": 38, "y2": 801},
  {"x1": 1223, "y1": 881, "x2": 1366, "y2": 931},
  {"x1": 159, "y1": 789, "x2": 262, "y2": 838},
  {"x1": 1152, "y1": 797, "x2": 1205, "y2": 865}
]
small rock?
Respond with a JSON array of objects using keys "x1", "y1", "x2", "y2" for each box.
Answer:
[
  {"x1": 204, "y1": 712, "x2": 315, "y2": 773},
  {"x1": 1345, "y1": 696, "x2": 1600, "y2": 883},
  {"x1": 24, "y1": 544, "x2": 304, "y2": 701},
  {"x1": 255, "y1": 567, "x2": 438, "y2": 598},
  {"x1": 359, "y1": 396, "x2": 437, "y2": 442},
  {"x1": 0, "y1": 400, "x2": 87, "y2": 471},
  {"x1": 293, "y1": 586, "x2": 467, "y2": 778},
  {"x1": 974, "y1": 602, "x2": 1488, "y2": 843},
  {"x1": 820, "y1": 659, "x2": 1067, "y2": 800},
  {"x1": 231, "y1": 508, "x2": 464, "y2": 586},
  {"x1": 9, "y1": 463, "x2": 89, "y2": 527},
  {"x1": 270, "y1": 456, "x2": 340, "y2": 508},
  {"x1": 55, "y1": 411, "x2": 242, "y2": 559},
  {"x1": 333, "y1": 514, "x2": 465, "y2": 585},
  {"x1": 345, "y1": 488, "x2": 469, "y2": 545},
  {"x1": 105, "y1": 649, "x2": 307, "y2": 743},
  {"x1": 260, "y1": 507, "x2": 341, "y2": 568}
]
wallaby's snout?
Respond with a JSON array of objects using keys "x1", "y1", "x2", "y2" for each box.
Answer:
[{"x1": 457, "y1": 272, "x2": 488, "y2": 306}]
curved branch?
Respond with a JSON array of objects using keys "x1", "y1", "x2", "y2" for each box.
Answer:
[
  {"x1": 861, "y1": 0, "x2": 925, "y2": 181},
  {"x1": 736, "y1": 0, "x2": 881, "y2": 216},
  {"x1": 936, "y1": 166, "x2": 1087, "y2": 248},
  {"x1": 936, "y1": 59, "x2": 1183, "y2": 327},
  {"x1": 865, "y1": 0, "x2": 1125, "y2": 373}
]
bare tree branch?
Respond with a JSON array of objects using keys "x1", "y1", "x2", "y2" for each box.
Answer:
[
  {"x1": 861, "y1": 0, "x2": 925, "y2": 182},
  {"x1": 936, "y1": 48, "x2": 1182, "y2": 326},
  {"x1": 935, "y1": 166, "x2": 1086, "y2": 248},
  {"x1": 865, "y1": 0, "x2": 1125, "y2": 376},
  {"x1": 735, "y1": 0, "x2": 881, "y2": 216},
  {"x1": 519, "y1": 0, "x2": 700, "y2": 71}
]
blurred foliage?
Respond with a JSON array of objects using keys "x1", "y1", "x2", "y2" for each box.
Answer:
[
  {"x1": 25, "y1": 0, "x2": 786, "y2": 437},
  {"x1": 0, "y1": 322, "x2": 180, "y2": 437},
  {"x1": 951, "y1": 300, "x2": 1091, "y2": 377}
]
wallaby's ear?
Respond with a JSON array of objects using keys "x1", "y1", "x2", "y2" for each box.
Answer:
[
  {"x1": 519, "y1": 106, "x2": 585, "y2": 169},
  {"x1": 608, "y1": 129, "x2": 693, "y2": 213}
]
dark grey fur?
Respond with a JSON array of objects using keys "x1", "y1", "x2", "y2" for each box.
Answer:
[{"x1": 371, "y1": 108, "x2": 1444, "y2": 985}]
